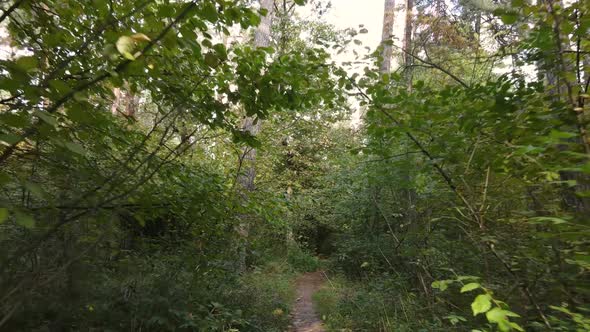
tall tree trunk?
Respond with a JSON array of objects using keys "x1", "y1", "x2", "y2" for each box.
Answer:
[
  {"x1": 380, "y1": 0, "x2": 396, "y2": 74},
  {"x1": 403, "y1": 0, "x2": 413, "y2": 86},
  {"x1": 543, "y1": 0, "x2": 590, "y2": 213},
  {"x1": 235, "y1": 0, "x2": 275, "y2": 271}
]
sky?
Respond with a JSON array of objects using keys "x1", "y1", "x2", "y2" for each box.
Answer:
[
  {"x1": 323, "y1": 0, "x2": 405, "y2": 51},
  {"x1": 318, "y1": 1, "x2": 532, "y2": 78},
  {"x1": 325, "y1": 0, "x2": 384, "y2": 50},
  {"x1": 312, "y1": 0, "x2": 409, "y2": 126},
  {"x1": 304, "y1": 0, "x2": 410, "y2": 77}
]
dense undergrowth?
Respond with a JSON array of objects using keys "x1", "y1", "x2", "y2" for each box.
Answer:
[
  {"x1": 313, "y1": 274, "x2": 432, "y2": 332},
  {"x1": 8, "y1": 237, "x2": 315, "y2": 332}
]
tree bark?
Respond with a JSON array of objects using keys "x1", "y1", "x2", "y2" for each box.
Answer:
[
  {"x1": 542, "y1": 0, "x2": 590, "y2": 213},
  {"x1": 235, "y1": 0, "x2": 275, "y2": 271},
  {"x1": 403, "y1": 0, "x2": 413, "y2": 86},
  {"x1": 111, "y1": 82, "x2": 139, "y2": 118},
  {"x1": 380, "y1": 0, "x2": 396, "y2": 74}
]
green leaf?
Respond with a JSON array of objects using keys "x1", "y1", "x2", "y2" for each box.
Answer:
[
  {"x1": 444, "y1": 314, "x2": 466, "y2": 325},
  {"x1": 549, "y1": 129, "x2": 577, "y2": 140},
  {"x1": 35, "y1": 110, "x2": 58, "y2": 127},
  {"x1": 48, "y1": 80, "x2": 72, "y2": 95},
  {"x1": 471, "y1": 294, "x2": 492, "y2": 316},
  {"x1": 431, "y1": 279, "x2": 452, "y2": 291},
  {"x1": 201, "y1": 2, "x2": 218, "y2": 22},
  {"x1": 136, "y1": 214, "x2": 146, "y2": 227},
  {"x1": 158, "y1": 3, "x2": 176, "y2": 17},
  {"x1": 509, "y1": 322, "x2": 525, "y2": 331},
  {"x1": 15, "y1": 211, "x2": 35, "y2": 228},
  {"x1": 504, "y1": 310, "x2": 521, "y2": 318},
  {"x1": 15, "y1": 56, "x2": 38, "y2": 72},
  {"x1": 0, "y1": 133, "x2": 21, "y2": 146},
  {"x1": 213, "y1": 43, "x2": 227, "y2": 60},
  {"x1": 64, "y1": 142, "x2": 86, "y2": 155},
  {"x1": 0, "y1": 208, "x2": 8, "y2": 224},
  {"x1": 512, "y1": 0, "x2": 524, "y2": 6},
  {"x1": 1, "y1": 112, "x2": 29, "y2": 128},
  {"x1": 116, "y1": 36, "x2": 136, "y2": 60},
  {"x1": 204, "y1": 52, "x2": 219, "y2": 67},
  {"x1": 456, "y1": 275, "x2": 480, "y2": 281},
  {"x1": 529, "y1": 216, "x2": 570, "y2": 225},
  {"x1": 488, "y1": 311, "x2": 522, "y2": 332},
  {"x1": 461, "y1": 283, "x2": 480, "y2": 293},
  {"x1": 232, "y1": 129, "x2": 261, "y2": 148},
  {"x1": 248, "y1": 10, "x2": 261, "y2": 27},
  {"x1": 486, "y1": 307, "x2": 506, "y2": 323},
  {"x1": 501, "y1": 13, "x2": 518, "y2": 24},
  {"x1": 66, "y1": 105, "x2": 88, "y2": 123}
]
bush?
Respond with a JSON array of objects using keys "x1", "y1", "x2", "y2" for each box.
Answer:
[{"x1": 287, "y1": 246, "x2": 321, "y2": 272}]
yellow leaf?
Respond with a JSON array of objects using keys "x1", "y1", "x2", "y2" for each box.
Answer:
[
  {"x1": 131, "y1": 33, "x2": 151, "y2": 42},
  {"x1": 122, "y1": 51, "x2": 136, "y2": 60}
]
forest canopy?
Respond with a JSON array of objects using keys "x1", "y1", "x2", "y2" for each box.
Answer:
[{"x1": 0, "y1": 0, "x2": 589, "y2": 331}]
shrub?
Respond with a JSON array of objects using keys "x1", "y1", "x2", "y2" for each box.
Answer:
[{"x1": 287, "y1": 246, "x2": 321, "y2": 272}]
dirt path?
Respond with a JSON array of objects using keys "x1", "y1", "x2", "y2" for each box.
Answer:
[{"x1": 290, "y1": 271, "x2": 326, "y2": 332}]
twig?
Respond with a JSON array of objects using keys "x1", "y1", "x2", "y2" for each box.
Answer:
[{"x1": 395, "y1": 46, "x2": 470, "y2": 88}]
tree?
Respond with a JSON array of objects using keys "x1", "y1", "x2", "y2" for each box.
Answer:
[
  {"x1": 235, "y1": 0, "x2": 276, "y2": 271},
  {"x1": 380, "y1": 0, "x2": 396, "y2": 74},
  {"x1": 0, "y1": 0, "x2": 343, "y2": 329},
  {"x1": 403, "y1": 0, "x2": 413, "y2": 85}
]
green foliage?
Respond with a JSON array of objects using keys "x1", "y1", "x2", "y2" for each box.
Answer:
[
  {"x1": 232, "y1": 261, "x2": 296, "y2": 331},
  {"x1": 287, "y1": 245, "x2": 321, "y2": 272},
  {"x1": 549, "y1": 305, "x2": 590, "y2": 332},
  {"x1": 0, "y1": 0, "x2": 340, "y2": 329},
  {"x1": 313, "y1": 275, "x2": 442, "y2": 332},
  {"x1": 286, "y1": 0, "x2": 590, "y2": 331},
  {"x1": 0, "y1": 0, "x2": 589, "y2": 330}
]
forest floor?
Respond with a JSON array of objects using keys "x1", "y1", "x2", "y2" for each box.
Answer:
[{"x1": 290, "y1": 271, "x2": 326, "y2": 332}]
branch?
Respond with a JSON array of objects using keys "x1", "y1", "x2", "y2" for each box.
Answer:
[
  {"x1": 0, "y1": 0, "x2": 199, "y2": 166},
  {"x1": 360, "y1": 151, "x2": 422, "y2": 163},
  {"x1": 0, "y1": 0, "x2": 25, "y2": 24},
  {"x1": 352, "y1": 81, "x2": 481, "y2": 225},
  {"x1": 395, "y1": 46, "x2": 470, "y2": 89}
]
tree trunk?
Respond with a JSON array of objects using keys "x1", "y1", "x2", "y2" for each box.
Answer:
[
  {"x1": 111, "y1": 82, "x2": 139, "y2": 119},
  {"x1": 403, "y1": 0, "x2": 413, "y2": 86},
  {"x1": 542, "y1": 0, "x2": 590, "y2": 213},
  {"x1": 380, "y1": 0, "x2": 396, "y2": 74},
  {"x1": 235, "y1": 0, "x2": 275, "y2": 271}
]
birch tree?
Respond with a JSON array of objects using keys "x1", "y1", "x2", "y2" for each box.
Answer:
[
  {"x1": 403, "y1": 0, "x2": 413, "y2": 85},
  {"x1": 380, "y1": 0, "x2": 396, "y2": 74},
  {"x1": 236, "y1": 0, "x2": 275, "y2": 270}
]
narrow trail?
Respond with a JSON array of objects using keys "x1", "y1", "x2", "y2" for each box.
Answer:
[{"x1": 290, "y1": 271, "x2": 326, "y2": 332}]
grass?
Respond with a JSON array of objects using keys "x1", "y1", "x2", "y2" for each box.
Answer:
[
  {"x1": 232, "y1": 260, "x2": 298, "y2": 331},
  {"x1": 311, "y1": 272, "x2": 442, "y2": 332}
]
